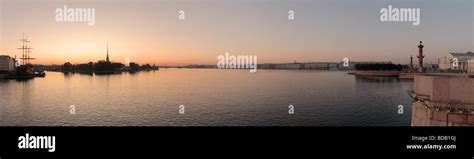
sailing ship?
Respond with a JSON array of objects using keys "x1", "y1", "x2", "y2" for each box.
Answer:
[{"x1": 8, "y1": 34, "x2": 45, "y2": 79}]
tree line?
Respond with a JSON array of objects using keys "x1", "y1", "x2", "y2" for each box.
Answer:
[{"x1": 355, "y1": 63, "x2": 406, "y2": 71}]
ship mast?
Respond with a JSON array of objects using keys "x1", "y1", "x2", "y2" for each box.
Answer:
[{"x1": 18, "y1": 33, "x2": 35, "y2": 66}]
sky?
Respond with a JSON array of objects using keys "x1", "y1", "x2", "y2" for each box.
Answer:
[{"x1": 0, "y1": 0, "x2": 472, "y2": 65}]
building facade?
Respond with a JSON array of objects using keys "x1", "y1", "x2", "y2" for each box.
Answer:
[
  {"x1": 272, "y1": 63, "x2": 302, "y2": 69},
  {"x1": 303, "y1": 62, "x2": 338, "y2": 70},
  {"x1": 440, "y1": 52, "x2": 474, "y2": 71},
  {"x1": 469, "y1": 58, "x2": 474, "y2": 74},
  {"x1": 0, "y1": 55, "x2": 15, "y2": 71}
]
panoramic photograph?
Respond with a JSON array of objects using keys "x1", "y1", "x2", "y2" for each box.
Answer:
[{"x1": 0, "y1": 0, "x2": 472, "y2": 158}]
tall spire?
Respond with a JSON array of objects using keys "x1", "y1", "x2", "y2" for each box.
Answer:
[{"x1": 106, "y1": 43, "x2": 110, "y2": 62}]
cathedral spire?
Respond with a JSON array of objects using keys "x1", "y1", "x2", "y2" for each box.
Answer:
[{"x1": 106, "y1": 43, "x2": 110, "y2": 62}]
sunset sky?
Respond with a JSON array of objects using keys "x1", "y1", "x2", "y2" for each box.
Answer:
[{"x1": 0, "y1": 0, "x2": 472, "y2": 65}]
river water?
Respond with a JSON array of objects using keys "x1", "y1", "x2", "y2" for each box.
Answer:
[{"x1": 0, "y1": 69, "x2": 413, "y2": 126}]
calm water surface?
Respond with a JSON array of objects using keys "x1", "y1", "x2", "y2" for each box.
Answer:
[{"x1": 0, "y1": 69, "x2": 413, "y2": 126}]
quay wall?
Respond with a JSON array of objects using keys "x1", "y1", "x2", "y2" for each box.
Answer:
[{"x1": 411, "y1": 74, "x2": 474, "y2": 126}]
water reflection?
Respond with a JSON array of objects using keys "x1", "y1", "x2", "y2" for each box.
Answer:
[{"x1": 0, "y1": 70, "x2": 413, "y2": 126}]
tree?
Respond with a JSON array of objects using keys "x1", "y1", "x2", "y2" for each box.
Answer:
[{"x1": 62, "y1": 62, "x2": 73, "y2": 72}]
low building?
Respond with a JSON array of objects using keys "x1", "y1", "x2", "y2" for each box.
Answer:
[
  {"x1": 303, "y1": 62, "x2": 338, "y2": 70},
  {"x1": 424, "y1": 63, "x2": 439, "y2": 71},
  {"x1": 258, "y1": 64, "x2": 274, "y2": 69},
  {"x1": 286, "y1": 63, "x2": 302, "y2": 69},
  {"x1": 273, "y1": 64, "x2": 287, "y2": 69},
  {"x1": 469, "y1": 59, "x2": 474, "y2": 74},
  {"x1": 272, "y1": 63, "x2": 302, "y2": 69},
  {"x1": 439, "y1": 52, "x2": 474, "y2": 72},
  {"x1": 0, "y1": 55, "x2": 15, "y2": 71},
  {"x1": 258, "y1": 61, "x2": 392, "y2": 70}
]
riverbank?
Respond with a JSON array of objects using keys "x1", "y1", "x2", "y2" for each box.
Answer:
[
  {"x1": 354, "y1": 70, "x2": 400, "y2": 77},
  {"x1": 351, "y1": 71, "x2": 418, "y2": 80}
]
